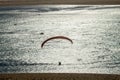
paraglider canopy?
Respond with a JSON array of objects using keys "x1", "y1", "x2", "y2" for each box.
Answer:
[{"x1": 41, "y1": 36, "x2": 73, "y2": 48}]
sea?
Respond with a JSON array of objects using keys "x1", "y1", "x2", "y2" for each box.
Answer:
[{"x1": 0, "y1": 5, "x2": 120, "y2": 74}]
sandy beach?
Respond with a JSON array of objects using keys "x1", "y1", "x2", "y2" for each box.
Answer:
[
  {"x1": 0, "y1": 73, "x2": 120, "y2": 80},
  {"x1": 0, "y1": 0, "x2": 120, "y2": 6}
]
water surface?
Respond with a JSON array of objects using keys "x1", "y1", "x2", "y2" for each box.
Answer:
[{"x1": 0, "y1": 5, "x2": 120, "y2": 74}]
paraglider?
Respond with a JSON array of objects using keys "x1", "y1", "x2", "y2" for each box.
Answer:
[{"x1": 41, "y1": 36, "x2": 73, "y2": 48}]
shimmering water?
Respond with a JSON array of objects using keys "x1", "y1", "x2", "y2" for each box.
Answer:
[{"x1": 0, "y1": 5, "x2": 120, "y2": 74}]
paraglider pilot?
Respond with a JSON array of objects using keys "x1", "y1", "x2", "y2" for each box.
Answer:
[{"x1": 58, "y1": 62, "x2": 61, "y2": 65}]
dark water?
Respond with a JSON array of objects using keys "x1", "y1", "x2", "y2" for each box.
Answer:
[{"x1": 0, "y1": 5, "x2": 120, "y2": 74}]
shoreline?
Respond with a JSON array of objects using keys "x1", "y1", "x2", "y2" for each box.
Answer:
[
  {"x1": 0, "y1": 0, "x2": 120, "y2": 6},
  {"x1": 0, "y1": 73, "x2": 120, "y2": 80}
]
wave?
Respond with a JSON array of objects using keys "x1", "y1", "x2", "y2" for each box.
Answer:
[
  {"x1": 0, "y1": 32, "x2": 16, "y2": 34},
  {"x1": 0, "y1": 59, "x2": 54, "y2": 66},
  {"x1": 87, "y1": 6, "x2": 120, "y2": 10},
  {"x1": 0, "y1": 5, "x2": 120, "y2": 13}
]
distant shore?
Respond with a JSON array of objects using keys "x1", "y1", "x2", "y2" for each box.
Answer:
[{"x1": 0, "y1": 0, "x2": 120, "y2": 6}]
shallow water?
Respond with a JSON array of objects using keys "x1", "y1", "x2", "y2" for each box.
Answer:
[{"x1": 0, "y1": 5, "x2": 120, "y2": 74}]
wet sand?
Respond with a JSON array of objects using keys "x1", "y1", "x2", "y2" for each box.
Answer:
[
  {"x1": 0, "y1": 73, "x2": 120, "y2": 80},
  {"x1": 0, "y1": 0, "x2": 120, "y2": 6}
]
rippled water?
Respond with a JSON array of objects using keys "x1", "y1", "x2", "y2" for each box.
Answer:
[{"x1": 0, "y1": 5, "x2": 120, "y2": 74}]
